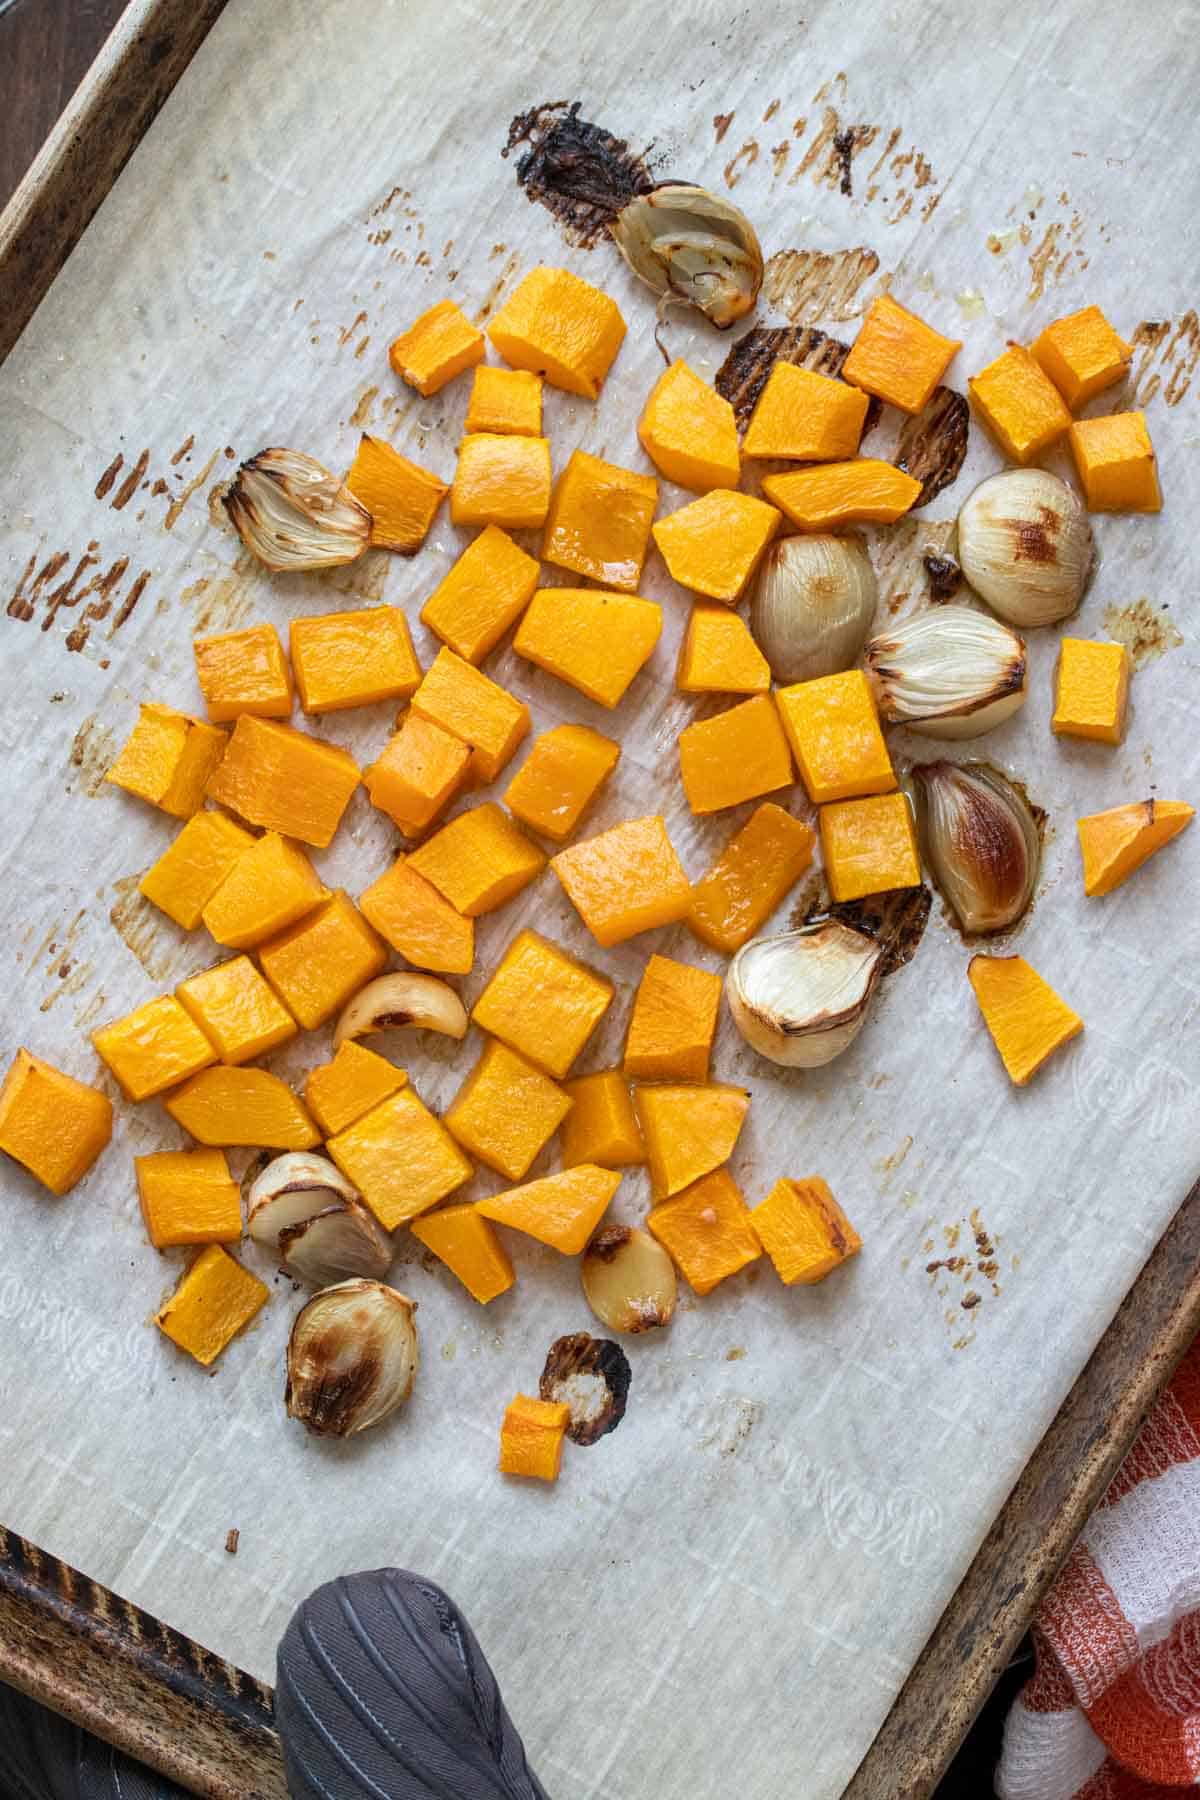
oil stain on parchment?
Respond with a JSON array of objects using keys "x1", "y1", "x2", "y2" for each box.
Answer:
[
  {"x1": 67, "y1": 717, "x2": 117, "y2": 797},
  {"x1": 923, "y1": 1207, "x2": 1002, "y2": 1347},
  {"x1": 503, "y1": 101, "x2": 657, "y2": 246},
  {"x1": 1102, "y1": 597, "x2": 1183, "y2": 667},
  {"x1": 8, "y1": 534, "x2": 151, "y2": 652},
  {"x1": 761, "y1": 246, "x2": 882, "y2": 324},
  {"x1": 37, "y1": 910, "x2": 94, "y2": 1015},
  {"x1": 869, "y1": 518, "x2": 959, "y2": 624},
  {"x1": 180, "y1": 553, "x2": 265, "y2": 635},
  {"x1": 1128, "y1": 313, "x2": 1200, "y2": 408},
  {"x1": 109, "y1": 875, "x2": 179, "y2": 983},
  {"x1": 784, "y1": 92, "x2": 940, "y2": 222}
]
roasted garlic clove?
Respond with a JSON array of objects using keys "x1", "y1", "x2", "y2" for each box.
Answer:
[
  {"x1": 581, "y1": 1224, "x2": 677, "y2": 1334},
  {"x1": 224, "y1": 448, "x2": 371, "y2": 572},
  {"x1": 727, "y1": 921, "x2": 884, "y2": 1068},
  {"x1": 751, "y1": 534, "x2": 878, "y2": 684},
  {"x1": 247, "y1": 1152, "x2": 359, "y2": 1249},
  {"x1": 611, "y1": 184, "x2": 763, "y2": 328},
  {"x1": 539, "y1": 1332, "x2": 632, "y2": 1445},
  {"x1": 957, "y1": 469, "x2": 1095, "y2": 628},
  {"x1": 285, "y1": 1280, "x2": 417, "y2": 1437},
  {"x1": 865, "y1": 605, "x2": 1027, "y2": 739},
  {"x1": 910, "y1": 761, "x2": 1042, "y2": 934},
  {"x1": 333, "y1": 973, "x2": 468, "y2": 1048}
]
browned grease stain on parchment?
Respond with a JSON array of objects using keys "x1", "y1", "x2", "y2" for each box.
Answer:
[
  {"x1": 1128, "y1": 312, "x2": 1200, "y2": 408},
  {"x1": 7, "y1": 546, "x2": 151, "y2": 649},
  {"x1": 180, "y1": 552, "x2": 264, "y2": 634},
  {"x1": 349, "y1": 385, "x2": 380, "y2": 428},
  {"x1": 1102, "y1": 597, "x2": 1183, "y2": 667},
  {"x1": 761, "y1": 246, "x2": 882, "y2": 324},
  {"x1": 109, "y1": 874, "x2": 179, "y2": 983},
  {"x1": 783, "y1": 97, "x2": 940, "y2": 221},
  {"x1": 67, "y1": 717, "x2": 117, "y2": 797},
  {"x1": 110, "y1": 449, "x2": 150, "y2": 511},
  {"x1": 869, "y1": 518, "x2": 959, "y2": 625},
  {"x1": 723, "y1": 140, "x2": 759, "y2": 189},
  {"x1": 713, "y1": 112, "x2": 735, "y2": 143},
  {"x1": 163, "y1": 447, "x2": 222, "y2": 531},
  {"x1": 473, "y1": 250, "x2": 522, "y2": 325},
  {"x1": 921, "y1": 1207, "x2": 1002, "y2": 1347},
  {"x1": 37, "y1": 910, "x2": 93, "y2": 1015}
]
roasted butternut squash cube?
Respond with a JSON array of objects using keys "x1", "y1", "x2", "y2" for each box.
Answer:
[
  {"x1": 647, "y1": 1168, "x2": 761, "y2": 1295},
  {"x1": 93, "y1": 996, "x2": 217, "y2": 1102},
  {"x1": 359, "y1": 856, "x2": 474, "y2": 974},
  {"x1": 652, "y1": 490, "x2": 781, "y2": 603},
  {"x1": 562, "y1": 1070, "x2": 645, "y2": 1169},
  {"x1": 498, "y1": 1393, "x2": 569, "y2": 1481},
  {"x1": 1078, "y1": 799, "x2": 1193, "y2": 897},
  {"x1": 420, "y1": 525, "x2": 540, "y2": 665},
  {"x1": 819, "y1": 792, "x2": 920, "y2": 902},
  {"x1": 775, "y1": 670, "x2": 895, "y2": 805},
  {"x1": 304, "y1": 1040, "x2": 407, "y2": 1136},
  {"x1": 365, "y1": 714, "x2": 470, "y2": 838},
  {"x1": 513, "y1": 588, "x2": 662, "y2": 709},
  {"x1": 139, "y1": 810, "x2": 256, "y2": 931},
  {"x1": 476, "y1": 1165, "x2": 621, "y2": 1255},
  {"x1": 176, "y1": 956, "x2": 297, "y2": 1064},
  {"x1": 328, "y1": 1087, "x2": 473, "y2": 1229},
  {"x1": 488, "y1": 265, "x2": 626, "y2": 399},
  {"x1": 206, "y1": 715, "x2": 360, "y2": 848},
  {"x1": 504, "y1": 724, "x2": 619, "y2": 844},
  {"x1": 541, "y1": 449, "x2": 658, "y2": 592},
  {"x1": 551, "y1": 815, "x2": 691, "y2": 948},
  {"x1": 411, "y1": 1205, "x2": 515, "y2": 1304},
  {"x1": 678, "y1": 693, "x2": 793, "y2": 815},
  {"x1": 634, "y1": 1082, "x2": 750, "y2": 1201},
  {"x1": 450, "y1": 434, "x2": 552, "y2": 531},
  {"x1": 135, "y1": 1148, "x2": 241, "y2": 1248},
  {"x1": 687, "y1": 803, "x2": 815, "y2": 953},
  {"x1": 106, "y1": 703, "x2": 228, "y2": 820},
  {"x1": 388, "y1": 298, "x2": 485, "y2": 397},
  {"x1": 638, "y1": 360, "x2": 740, "y2": 492},
  {"x1": 762, "y1": 461, "x2": 922, "y2": 530},
  {"x1": 0, "y1": 1050, "x2": 112, "y2": 1195},
  {"x1": 1068, "y1": 411, "x2": 1161, "y2": 513},
  {"x1": 967, "y1": 954, "x2": 1083, "y2": 1086},
  {"x1": 164, "y1": 1067, "x2": 321, "y2": 1148},
  {"x1": 193, "y1": 623, "x2": 292, "y2": 723},
  {"x1": 465, "y1": 365, "x2": 543, "y2": 436},
  {"x1": 624, "y1": 954, "x2": 722, "y2": 1083},
  {"x1": 289, "y1": 607, "x2": 421, "y2": 714},
  {"x1": 408, "y1": 804, "x2": 545, "y2": 916},
  {"x1": 842, "y1": 294, "x2": 961, "y2": 414},
  {"x1": 259, "y1": 892, "x2": 387, "y2": 1030},
  {"x1": 752, "y1": 1176, "x2": 861, "y2": 1285},
  {"x1": 968, "y1": 345, "x2": 1071, "y2": 464},
  {"x1": 345, "y1": 434, "x2": 448, "y2": 553},
  {"x1": 155, "y1": 1245, "x2": 268, "y2": 1366},
  {"x1": 1052, "y1": 638, "x2": 1131, "y2": 745},
  {"x1": 411, "y1": 648, "x2": 531, "y2": 783},
  {"x1": 472, "y1": 928, "x2": 613, "y2": 1078},
  {"x1": 744, "y1": 363, "x2": 869, "y2": 461},
  {"x1": 202, "y1": 832, "x2": 326, "y2": 950},
  {"x1": 676, "y1": 605, "x2": 770, "y2": 695},
  {"x1": 446, "y1": 1039, "x2": 571, "y2": 1181},
  {"x1": 1032, "y1": 305, "x2": 1132, "y2": 410}
]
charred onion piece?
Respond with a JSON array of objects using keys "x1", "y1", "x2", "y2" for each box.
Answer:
[{"x1": 539, "y1": 1332, "x2": 631, "y2": 1445}]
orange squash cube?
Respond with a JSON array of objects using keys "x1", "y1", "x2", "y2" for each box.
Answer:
[
  {"x1": 135, "y1": 1148, "x2": 241, "y2": 1248},
  {"x1": 193, "y1": 623, "x2": 292, "y2": 723},
  {"x1": 176, "y1": 956, "x2": 297, "y2": 1064},
  {"x1": 775, "y1": 669, "x2": 895, "y2": 805},
  {"x1": 744, "y1": 363, "x2": 869, "y2": 461},
  {"x1": 0, "y1": 1050, "x2": 112, "y2": 1195},
  {"x1": 476, "y1": 1165, "x2": 622, "y2": 1255},
  {"x1": 446, "y1": 1039, "x2": 571, "y2": 1181},
  {"x1": 551, "y1": 815, "x2": 691, "y2": 948},
  {"x1": 408, "y1": 804, "x2": 545, "y2": 916},
  {"x1": 93, "y1": 996, "x2": 216, "y2": 1102},
  {"x1": 388, "y1": 298, "x2": 485, "y2": 396},
  {"x1": 488, "y1": 265, "x2": 626, "y2": 399},
  {"x1": 968, "y1": 345, "x2": 1071, "y2": 464},
  {"x1": 164, "y1": 1067, "x2": 321, "y2": 1148},
  {"x1": 411, "y1": 648, "x2": 531, "y2": 783},
  {"x1": 652, "y1": 490, "x2": 780, "y2": 603},
  {"x1": 819, "y1": 792, "x2": 920, "y2": 902},
  {"x1": 678, "y1": 693, "x2": 793, "y2": 815},
  {"x1": 472, "y1": 928, "x2": 613, "y2": 1078},
  {"x1": 106, "y1": 703, "x2": 228, "y2": 820},
  {"x1": 155, "y1": 1244, "x2": 268, "y2": 1366},
  {"x1": 504, "y1": 724, "x2": 619, "y2": 844},
  {"x1": 206, "y1": 715, "x2": 360, "y2": 848},
  {"x1": 345, "y1": 433, "x2": 448, "y2": 553},
  {"x1": 562, "y1": 1070, "x2": 645, "y2": 1169},
  {"x1": 513, "y1": 588, "x2": 662, "y2": 709},
  {"x1": 1052, "y1": 638, "x2": 1131, "y2": 745},
  {"x1": 304, "y1": 1040, "x2": 408, "y2": 1136},
  {"x1": 752, "y1": 1176, "x2": 861, "y2": 1285},
  {"x1": 762, "y1": 461, "x2": 922, "y2": 530},
  {"x1": 139, "y1": 810, "x2": 256, "y2": 931},
  {"x1": 968, "y1": 954, "x2": 1083, "y2": 1086},
  {"x1": 450, "y1": 434, "x2": 552, "y2": 531},
  {"x1": 258, "y1": 892, "x2": 387, "y2": 1030},
  {"x1": 202, "y1": 831, "x2": 326, "y2": 950},
  {"x1": 1068, "y1": 411, "x2": 1161, "y2": 513},
  {"x1": 411, "y1": 1205, "x2": 515, "y2": 1305},
  {"x1": 647, "y1": 1168, "x2": 761, "y2": 1295},
  {"x1": 688, "y1": 803, "x2": 815, "y2": 954},
  {"x1": 1077, "y1": 799, "x2": 1193, "y2": 898},
  {"x1": 637, "y1": 360, "x2": 740, "y2": 492},
  {"x1": 420, "y1": 525, "x2": 540, "y2": 665},
  {"x1": 498, "y1": 1393, "x2": 570, "y2": 1481},
  {"x1": 289, "y1": 607, "x2": 421, "y2": 714},
  {"x1": 359, "y1": 856, "x2": 474, "y2": 974},
  {"x1": 1032, "y1": 305, "x2": 1132, "y2": 409},
  {"x1": 677, "y1": 605, "x2": 770, "y2": 695},
  {"x1": 365, "y1": 714, "x2": 470, "y2": 838},
  {"x1": 328, "y1": 1087, "x2": 473, "y2": 1228},
  {"x1": 464, "y1": 365, "x2": 543, "y2": 436},
  {"x1": 842, "y1": 293, "x2": 961, "y2": 414},
  {"x1": 624, "y1": 954, "x2": 722, "y2": 1083},
  {"x1": 635, "y1": 1083, "x2": 750, "y2": 1201},
  {"x1": 541, "y1": 449, "x2": 658, "y2": 592}
]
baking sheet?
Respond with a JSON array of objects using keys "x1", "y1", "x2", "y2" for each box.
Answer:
[{"x1": 1, "y1": 1, "x2": 1198, "y2": 1794}]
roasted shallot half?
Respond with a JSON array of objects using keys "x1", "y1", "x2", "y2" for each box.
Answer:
[
  {"x1": 957, "y1": 469, "x2": 1095, "y2": 627},
  {"x1": 611, "y1": 184, "x2": 763, "y2": 328},
  {"x1": 750, "y1": 534, "x2": 878, "y2": 684},
  {"x1": 224, "y1": 448, "x2": 371, "y2": 572},
  {"x1": 285, "y1": 1280, "x2": 417, "y2": 1438},
  {"x1": 865, "y1": 605, "x2": 1027, "y2": 739},
  {"x1": 910, "y1": 762, "x2": 1042, "y2": 935},
  {"x1": 247, "y1": 1152, "x2": 391, "y2": 1285},
  {"x1": 581, "y1": 1224, "x2": 677, "y2": 1334},
  {"x1": 539, "y1": 1332, "x2": 632, "y2": 1445},
  {"x1": 334, "y1": 973, "x2": 468, "y2": 1048},
  {"x1": 727, "y1": 921, "x2": 885, "y2": 1069}
]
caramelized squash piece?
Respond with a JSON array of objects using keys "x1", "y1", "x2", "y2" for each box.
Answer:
[
  {"x1": 504, "y1": 724, "x2": 619, "y2": 844},
  {"x1": 561, "y1": 1070, "x2": 645, "y2": 1169},
  {"x1": 842, "y1": 294, "x2": 961, "y2": 414},
  {"x1": 176, "y1": 956, "x2": 297, "y2": 1064},
  {"x1": 93, "y1": 997, "x2": 217, "y2": 1102},
  {"x1": 551, "y1": 816, "x2": 690, "y2": 948},
  {"x1": 1032, "y1": 305, "x2": 1132, "y2": 409},
  {"x1": 541, "y1": 449, "x2": 658, "y2": 592},
  {"x1": 411, "y1": 647, "x2": 531, "y2": 783},
  {"x1": 624, "y1": 954, "x2": 722, "y2": 1083},
  {"x1": 155, "y1": 1245, "x2": 268, "y2": 1367},
  {"x1": 259, "y1": 892, "x2": 387, "y2": 1030},
  {"x1": 1052, "y1": 638, "x2": 1130, "y2": 745},
  {"x1": 345, "y1": 434, "x2": 448, "y2": 553},
  {"x1": 513, "y1": 588, "x2": 662, "y2": 709},
  {"x1": 968, "y1": 345, "x2": 1071, "y2": 465},
  {"x1": 445, "y1": 1039, "x2": 571, "y2": 1181},
  {"x1": 967, "y1": 955, "x2": 1082, "y2": 1086},
  {"x1": 752, "y1": 1177, "x2": 861, "y2": 1285},
  {"x1": 407, "y1": 804, "x2": 545, "y2": 917},
  {"x1": 202, "y1": 831, "x2": 326, "y2": 950},
  {"x1": 647, "y1": 1169, "x2": 761, "y2": 1295},
  {"x1": 1068, "y1": 411, "x2": 1161, "y2": 513},
  {"x1": 206, "y1": 715, "x2": 359, "y2": 848},
  {"x1": 464, "y1": 366, "x2": 543, "y2": 436},
  {"x1": 304, "y1": 1040, "x2": 408, "y2": 1137},
  {"x1": 687, "y1": 803, "x2": 815, "y2": 954},
  {"x1": 678, "y1": 693, "x2": 793, "y2": 815},
  {"x1": 289, "y1": 607, "x2": 422, "y2": 713},
  {"x1": 498, "y1": 1393, "x2": 569, "y2": 1481},
  {"x1": 193, "y1": 623, "x2": 292, "y2": 723},
  {"x1": 327, "y1": 1088, "x2": 473, "y2": 1229},
  {"x1": 450, "y1": 434, "x2": 552, "y2": 531},
  {"x1": 420, "y1": 525, "x2": 539, "y2": 665},
  {"x1": 139, "y1": 811, "x2": 256, "y2": 931},
  {"x1": 652, "y1": 490, "x2": 780, "y2": 603},
  {"x1": 388, "y1": 298, "x2": 485, "y2": 396},
  {"x1": 471, "y1": 928, "x2": 613, "y2": 1078},
  {"x1": 365, "y1": 713, "x2": 471, "y2": 838},
  {"x1": 676, "y1": 605, "x2": 770, "y2": 695},
  {"x1": 744, "y1": 363, "x2": 869, "y2": 461},
  {"x1": 359, "y1": 856, "x2": 475, "y2": 974},
  {"x1": 476, "y1": 1165, "x2": 621, "y2": 1255},
  {"x1": 638, "y1": 360, "x2": 740, "y2": 492},
  {"x1": 1077, "y1": 799, "x2": 1193, "y2": 897},
  {"x1": 488, "y1": 266, "x2": 626, "y2": 399},
  {"x1": 164, "y1": 1067, "x2": 321, "y2": 1149},
  {"x1": 819, "y1": 792, "x2": 921, "y2": 902},
  {"x1": 762, "y1": 461, "x2": 921, "y2": 531},
  {"x1": 0, "y1": 1049, "x2": 112, "y2": 1195},
  {"x1": 774, "y1": 669, "x2": 895, "y2": 804},
  {"x1": 634, "y1": 1082, "x2": 750, "y2": 1201},
  {"x1": 106, "y1": 703, "x2": 228, "y2": 820},
  {"x1": 411, "y1": 1205, "x2": 515, "y2": 1305},
  {"x1": 135, "y1": 1148, "x2": 241, "y2": 1248}
]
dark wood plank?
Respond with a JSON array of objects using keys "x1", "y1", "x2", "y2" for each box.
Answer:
[{"x1": 0, "y1": 0, "x2": 130, "y2": 209}]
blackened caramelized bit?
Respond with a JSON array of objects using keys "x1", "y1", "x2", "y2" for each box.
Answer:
[
  {"x1": 504, "y1": 102, "x2": 657, "y2": 246},
  {"x1": 715, "y1": 325, "x2": 882, "y2": 436},
  {"x1": 804, "y1": 885, "x2": 933, "y2": 978},
  {"x1": 539, "y1": 1332, "x2": 631, "y2": 1446},
  {"x1": 895, "y1": 386, "x2": 970, "y2": 507},
  {"x1": 922, "y1": 548, "x2": 963, "y2": 600}
]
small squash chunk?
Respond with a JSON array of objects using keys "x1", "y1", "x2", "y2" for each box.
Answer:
[
  {"x1": 0, "y1": 1050, "x2": 112, "y2": 1195},
  {"x1": 420, "y1": 525, "x2": 540, "y2": 665},
  {"x1": 476, "y1": 1165, "x2": 621, "y2": 1255},
  {"x1": 968, "y1": 954, "x2": 1083, "y2": 1086},
  {"x1": 562, "y1": 1071, "x2": 645, "y2": 1169},
  {"x1": 450, "y1": 434, "x2": 552, "y2": 531},
  {"x1": 194, "y1": 623, "x2": 292, "y2": 723},
  {"x1": 408, "y1": 804, "x2": 546, "y2": 917},
  {"x1": 93, "y1": 997, "x2": 216, "y2": 1102},
  {"x1": 634, "y1": 1082, "x2": 750, "y2": 1201},
  {"x1": 1068, "y1": 411, "x2": 1161, "y2": 513},
  {"x1": 388, "y1": 297, "x2": 485, "y2": 397},
  {"x1": 360, "y1": 856, "x2": 474, "y2": 974},
  {"x1": 106, "y1": 703, "x2": 228, "y2": 820},
  {"x1": 304, "y1": 1040, "x2": 407, "y2": 1137},
  {"x1": 1052, "y1": 638, "x2": 1131, "y2": 745},
  {"x1": 155, "y1": 1245, "x2": 268, "y2": 1366},
  {"x1": 677, "y1": 605, "x2": 770, "y2": 695},
  {"x1": 498, "y1": 1393, "x2": 569, "y2": 1481},
  {"x1": 647, "y1": 1168, "x2": 761, "y2": 1295},
  {"x1": 366, "y1": 713, "x2": 470, "y2": 838},
  {"x1": 774, "y1": 669, "x2": 895, "y2": 804},
  {"x1": 465, "y1": 365, "x2": 543, "y2": 436},
  {"x1": 411, "y1": 647, "x2": 531, "y2": 783},
  {"x1": 687, "y1": 803, "x2": 815, "y2": 954},
  {"x1": 259, "y1": 892, "x2": 388, "y2": 1029},
  {"x1": 819, "y1": 792, "x2": 920, "y2": 902},
  {"x1": 652, "y1": 490, "x2": 781, "y2": 604},
  {"x1": 206, "y1": 715, "x2": 359, "y2": 848},
  {"x1": 744, "y1": 363, "x2": 869, "y2": 461},
  {"x1": 1032, "y1": 305, "x2": 1132, "y2": 409},
  {"x1": 541, "y1": 449, "x2": 658, "y2": 592},
  {"x1": 678, "y1": 693, "x2": 793, "y2": 815},
  {"x1": 164, "y1": 1067, "x2": 321, "y2": 1148},
  {"x1": 762, "y1": 461, "x2": 922, "y2": 531},
  {"x1": 504, "y1": 724, "x2": 619, "y2": 843},
  {"x1": 1077, "y1": 799, "x2": 1194, "y2": 898},
  {"x1": 202, "y1": 832, "x2": 326, "y2": 950},
  {"x1": 135, "y1": 1148, "x2": 241, "y2": 1248},
  {"x1": 345, "y1": 434, "x2": 448, "y2": 553},
  {"x1": 472, "y1": 928, "x2": 613, "y2": 1078},
  {"x1": 968, "y1": 345, "x2": 1071, "y2": 465},
  {"x1": 446, "y1": 1039, "x2": 572, "y2": 1181},
  {"x1": 624, "y1": 954, "x2": 722, "y2": 1083},
  {"x1": 752, "y1": 1176, "x2": 861, "y2": 1285},
  {"x1": 411, "y1": 1205, "x2": 515, "y2": 1304},
  {"x1": 329, "y1": 1088, "x2": 473, "y2": 1229},
  {"x1": 289, "y1": 607, "x2": 421, "y2": 714},
  {"x1": 551, "y1": 816, "x2": 691, "y2": 948},
  {"x1": 513, "y1": 588, "x2": 662, "y2": 709},
  {"x1": 638, "y1": 360, "x2": 740, "y2": 492},
  {"x1": 139, "y1": 810, "x2": 256, "y2": 931},
  {"x1": 488, "y1": 266, "x2": 626, "y2": 399},
  {"x1": 176, "y1": 956, "x2": 297, "y2": 1064},
  {"x1": 842, "y1": 294, "x2": 961, "y2": 414}
]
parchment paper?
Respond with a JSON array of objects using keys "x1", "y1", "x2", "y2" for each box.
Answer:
[{"x1": 2, "y1": 2, "x2": 1198, "y2": 1794}]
